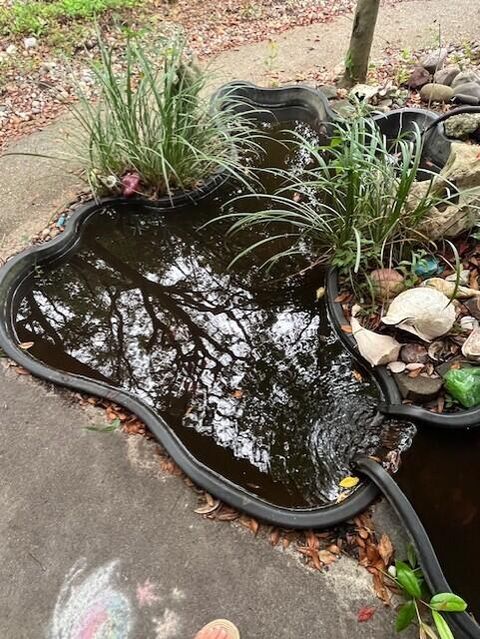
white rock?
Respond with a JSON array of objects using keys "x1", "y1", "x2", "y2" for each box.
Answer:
[
  {"x1": 387, "y1": 361, "x2": 406, "y2": 373},
  {"x1": 350, "y1": 309, "x2": 402, "y2": 367},
  {"x1": 5, "y1": 44, "x2": 17, "y2": 55},
  {"x1": 462, "y1": 327, "x2": 480, "y2": 361},
  {"x1": 23, "y1": 37, "x2": 38, "y2": 50}
]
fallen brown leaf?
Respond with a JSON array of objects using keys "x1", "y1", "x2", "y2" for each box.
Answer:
[
  {"x1": 377, "y1": 533, "x2": 394, "y2": 565},
  {"x1": 352, "y1": 370, "x2": 363, "y2": 382},
  {"x1": 194, "y1": 499, "x2": 220, "y2": 515},
  {"x1": 318, "y1": 549, "x2": 337, "y2": 565},
  {"x1": 270, "y1": 529, "x2": 281, "y2": 546},
  {"x1": 18, "y1": 341, "x2": 34, "y2": 350}
]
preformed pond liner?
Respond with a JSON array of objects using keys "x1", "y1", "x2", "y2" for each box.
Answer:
[{"x1": 0, "y1": 86, "x2": 478, "y2": 636}]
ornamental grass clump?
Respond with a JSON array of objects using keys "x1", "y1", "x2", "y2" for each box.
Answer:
[
  {"x1": 69, "y1": 34, "x2": 260, "y2": 198},
  {"x1": 220, "y1": 116, "x2": 459, "y2": 277}
]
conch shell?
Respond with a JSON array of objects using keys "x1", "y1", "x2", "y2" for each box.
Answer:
[
  {"x1": 422, "y1": 277, "x2": 480, "y2": 299},
  {"x1": 350, "y1": 306, "x2": 401, "y2": 367},
  {"x1": 382, "y1": 287, "x2": 456, "y2": 341},
  {"x1": 462, "y1": 327, "x2": 480, "y2": 362}
]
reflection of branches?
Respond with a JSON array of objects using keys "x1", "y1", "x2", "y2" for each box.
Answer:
[
  {"x1": 16, "y1": 323, "x2": 114, "y2": 385},
  {"x1": 86, "y1": 238, "x2": 244, "y2": 365},
  {"x1": 22, "y1": 291, "x2": 63, "y2": 346}
]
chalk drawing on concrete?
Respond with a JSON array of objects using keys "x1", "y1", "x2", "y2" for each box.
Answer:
[
  {"x1": 49, "y1": 558, "x2": 133, "y2": 639},
  {"x1": 152, "y1": 609, "x2": 181, "y2": 639},
  {"x1": 136, "y1": 580, "x2": 161, "y2": 608}
]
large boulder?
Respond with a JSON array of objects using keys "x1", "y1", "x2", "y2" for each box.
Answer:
[
  {"x1": 420, "y1": 83, "x2": 453, "y2": 103},
  {"x1": 408, "y1": 143, "x2": 480, "y2": 239}
]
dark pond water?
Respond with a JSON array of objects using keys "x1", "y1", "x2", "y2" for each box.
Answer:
[
  {"x1": 13, "y1": 119, "x2": 412, "y2": 508},
  {"x1": 395, "y1": 429, "x2": 480, "y2": 617}
]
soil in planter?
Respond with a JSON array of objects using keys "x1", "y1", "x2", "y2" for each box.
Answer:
[
  {"x1": 12, "y1": 119, "x2": 413, "y2": 508},
  {"x1": 395, "y1": 429, "x2": 480, "y2": 617}
]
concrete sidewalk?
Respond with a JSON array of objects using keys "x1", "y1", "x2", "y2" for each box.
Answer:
[{"x1": 0, "y1": 366, "x2": 410, "y2": 638}]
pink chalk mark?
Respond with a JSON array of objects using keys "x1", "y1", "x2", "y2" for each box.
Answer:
[
  {"x1": 136, "y1": 580, "x2": 160, "y2": 607},
  {"x1": 78, "y1": 608, "x2": 108, "y2": 639}
]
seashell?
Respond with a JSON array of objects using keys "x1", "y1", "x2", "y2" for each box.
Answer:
[
  {"x1": 428, "y1": 338, "x2": 459, "y2": 361},
  {"x1": 405, "y1": 362, "x2": 425, "y2": 371},
  {"x1": 461, "y1": 327, "x2": 480, "y2": 362},
  {"x1": 422, "y1": 277, "x2": 480, "y2": 299},
  {"x1": 382, "y1": 287, "x2": 456, "y2": 342},
  {"x1": 446, "y1": 270, "x2": 470, "y2": 286},
  {"x1": 460, "y1": 315, "x2": 479, "y2": 332},
  {"x1": 387, "y1": 361, "x2": 406, "y2": 373},
  {"x1": 370, "y1": 269, "x2": 405, "y2": 300},
  {"x1": 350, "y1": 314, "x2": 402, "y2": 367}
]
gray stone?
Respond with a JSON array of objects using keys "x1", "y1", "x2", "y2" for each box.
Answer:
[
  {"x1": 330, "y1": 99, "x2": 356, "y2": 118},
  {"x1": 452, "y1": 93, "x2": 480, "y2": 105},
  {"x1": 394, "y1": 372, "x2": 443, "y2": 403},
  {"x1": 444, "y1": 113, "x2": 480, "y2": 140},
  {"x1": 451, "y1": 70, "x2": 480, "y2": 89},
  {"x1": 421, "y1": 47, "x2": 448, "y2": 73},
  {"x1": 407, "y1": 66, "x2": 431, "y2": 89},
  {"x1": 400, "y1": 343, "x2": 429, "y2": 364},
  {"x1": 453, "y1": 81, "x2": 480, "y2": 101},
  {"x1": 419, "y1": 83, "x2": 454, "y2": 103},
  {"x1": 23, "y1": 36, "x2": 37, "y2": 50},
  {"x1": 378, "y1": 98, "x2": 393, "y2": 109},
  {"x1": 318, "y1": 84, "x2": 338, "y2": 100},
  {"x1": 433, "y1": 65, "x2": 461, "y2": 86}
]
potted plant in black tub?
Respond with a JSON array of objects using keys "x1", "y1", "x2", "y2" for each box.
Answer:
[{"x1": 5, "y1": 32, "x2": 262, "y2": 206}]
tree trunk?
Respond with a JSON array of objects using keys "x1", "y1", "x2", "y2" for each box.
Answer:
[{"x1": 341, "y1": 0, "x2": 380, "y2": 87}]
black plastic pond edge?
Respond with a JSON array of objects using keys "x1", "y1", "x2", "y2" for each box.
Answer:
[
  {"x1": 327, "y1": 268, "x2": 480, "y2": 429},
  {"x1": 0, "y1": 196, "x2": 380, "y2": 529},
  {"x1": 356, "y1": 457, "x2": 480, "y2": 639}
]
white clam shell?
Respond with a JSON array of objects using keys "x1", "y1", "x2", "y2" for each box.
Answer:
[
  {"x1": 382, "y1": 287, "x2": 456, "y2": 341},
  {"x1": 460, "y1": 315, "x2": 479, "y2": 332},
  {"x1": 462, "y1": 326, "x2": 480, "y2": 362},
  {"x1": 387, "y1": 361, "x2": 406, "y2": 373}
]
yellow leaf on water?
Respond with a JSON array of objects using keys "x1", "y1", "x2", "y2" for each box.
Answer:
[
  {"x1": 316, "y1": 287, "x2": 325, "y2": 300},
  {"x1": 339, "y1": 476, "x2": 360, "y2": 489}
]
